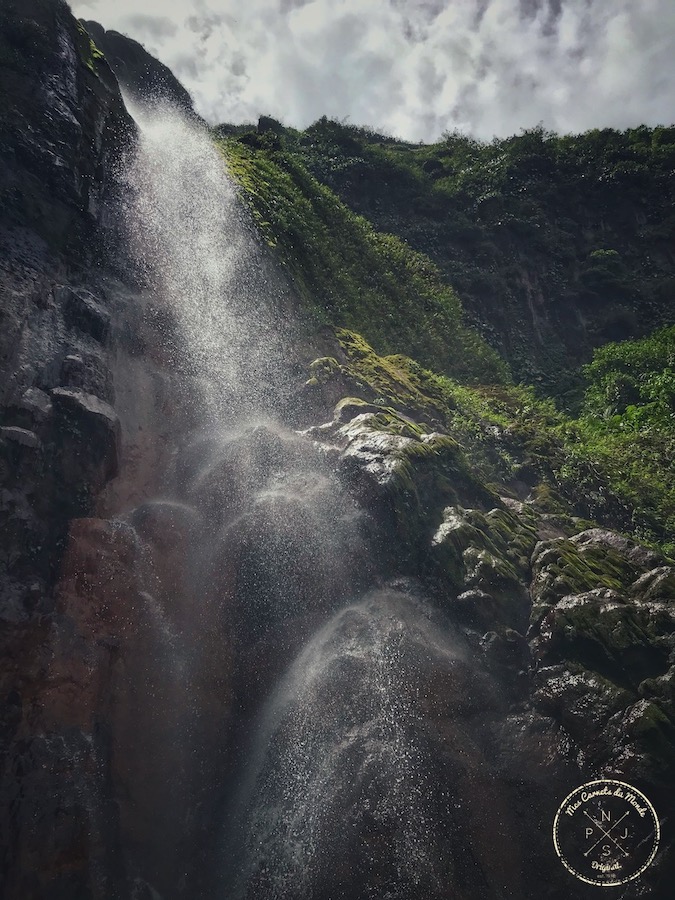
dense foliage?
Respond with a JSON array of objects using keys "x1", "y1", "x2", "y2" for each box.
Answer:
[
  {"x1": 218, "y1": 136, "x2": 508, "y2": 384},
  {"x1": 223, "y1": 117, "x2": 675, "y2": 404},
  {"x1": 568, "y1": 326, "x2": 675, "y2": 550},
  {"x1": 323, "y1": 329, "x2": 674, "y2": 554}
]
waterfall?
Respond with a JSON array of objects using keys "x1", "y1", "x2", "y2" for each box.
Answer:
[
  {"x1": 121, "y1": 101, "x2": 293, "y2": 424},
  {"x1": 228, "y1": 587, "x2": 457, "y2": 899},
  {"x1": 116, "y1": 104, "x2": 524, "y2": 900}
]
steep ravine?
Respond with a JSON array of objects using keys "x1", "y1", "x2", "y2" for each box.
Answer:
[{"x1": 0, "y1": 4, "x2": 674, "y2": 900}]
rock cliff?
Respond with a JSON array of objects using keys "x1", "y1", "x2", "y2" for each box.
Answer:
[{"x1": 82, "y1": 21, "x2": 195, "y2": 115}]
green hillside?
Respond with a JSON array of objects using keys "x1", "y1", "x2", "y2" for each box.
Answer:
[
  {"x1": 218, "y1": 118, "x2": 675, "y2": 406},
  {"x1": 216, "y1": 124, "x2": 674, "y2": 553}
]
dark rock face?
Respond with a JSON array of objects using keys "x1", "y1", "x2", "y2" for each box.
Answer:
[
  {"x1": 0, "y1": 0, "x2": 134, "y2": 254},
  {"x1": 529, "y1": 531, "x2": 675, "y2": 791},
  {"x1": 0, "y1": 1, "x2": 139, "y2": 897},
  {"x1": 60, "y1": 285, "x2": 112, "y2": 342},
  {"x1": 82, "y1": 21, "x2": 196, "y2": 115}
]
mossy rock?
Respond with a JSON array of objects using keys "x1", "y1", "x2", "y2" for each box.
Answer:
[
  {"x1": 309, "y1": 405, "x2": 499, "y2": 574},
  {"x1": 530, "y1": 529, "x2": 675, "y2": 713},
  {"x1": 75, "y1": 20, "x2": 105, "y2": 75},
  {"x1": 533, "y1": 662, "x2": 634, "y2": 744},
  {"x1": 611, "y1": 699, "x2": 675, "y2": 786},
  {"x1": 333, "y1": 397, "x2": 386, "y2": 423},
  {"x1": 306, "y1": 356, "x2": 343, "y2": 386},
  {"x1": 430, "y1": 503, "x2": 536, "y2": 629},
  {"x1": 639, "y1": 667, "x2": 675, "y2": 720},
  {"x1": 530, "y1": 536, "x2": 642, "y2": 623},
  {"x1": 534, "y1": 592, "x2": 669, "y2": 689}
]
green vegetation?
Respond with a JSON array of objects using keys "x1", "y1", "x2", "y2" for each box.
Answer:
[
  {"x1": 214, "y1": 120, "x2": 673, "y2": 553},
  {"x1": 217, "y1": 137, "x2": 508, "y2": 384},
  {"x1": 581, "y1": 324, "x2": 675, "y2": 423},
  {"x1": 75, "y1": 20, "x2": 104, "y2": 74},
  {"x1": 559, "y1": 326, "x2": 675, "y2": 551},
  {"x1": 219, "y1": 117, "x2": 674, "y2": 402},
  {"x1": 306, "y1": 328, "x2": 674, "y2": 552}
]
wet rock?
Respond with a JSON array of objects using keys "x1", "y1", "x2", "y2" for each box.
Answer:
[
  {"x1": 82, "y1": 21, "x2": 196, "y2": 115},
  {"x1": 528, "y1": 529, "x2": 675, "y2": 796},
  {"x1": 529, "y1": 531, "x2": 648, "y2": 625},
  {"x1": 333, "y1": 395, "x2": 388, "y2": 422},
  {"x1": 0, "y1": 729, "x2": 124, "y2": 900},
  {"x1": 212, "y1": 469, "x2": 371, "y2": 639},
  {"x1": 38, "y1": 516, "x2": 220, "y2": 900},
  {"x1": 131, "y1": 878, "x2": 165, "y2": 900},
  {"x1": 182, "y1": 423, "x2": 320, "y2": 527},
  {"x1": 0, "y1": 0, "x2": 134, "y2": 254},
  {"x1": 640, "y1": 666, "x2": 675, "y2": 719},
  {"x1": 630, "y1": 565, "x2": 675, "y2": 602},
  {"x1": 480, "y1": 627, "x2": 530, "y2": 674},
  {"x1": 605, "y1": 698, "x2": 675, "y2": 784},
  {"x1": 59, "y1": 286, "x2": 111, "y2": 343},
  {"x1": 432, "y1": 504, "x2": 536, "y2": 629},
  {"x1": 452, "y1": 588, "x2": 501, "y2": 630},
  {"x1": 492, "y1": 709, "x2": 578, "y2": 785},
  {"x1": 299, "y1": 356, "x2": 370, "y2": 422},
  {"x1": 231, "y1": 587, "x2": 535, "y2": 900},
  {"x1": 127, "y1": 499, "x2": 202, "y2": 631},
  {"x1": 308, "y1": 407, "x2": 498, "y2": 572},
  {"x1": 0, "y1": 426, "x2": 40, "y2": 450},
  {"x1": 532, "y1": 589, "x2": 672, "y2": 687},
  {"x1": 51, "y1": 387, "x2": 120, "y2": 486},
  {"x1": 570, "y1": 528, "x2": 663, "y2": 570},
  {"x1": 533, "y1": 663, "x2": 634, "y2": 748},
  {"x1": 6, "y1": 387, "x2": 53, "y2": 430},
  {"x1": 60, "y1": 350, "x2": 114, "y2": 402},
  {"x1": 339, "y1": 415, "x2": 419, "y2": 483}
]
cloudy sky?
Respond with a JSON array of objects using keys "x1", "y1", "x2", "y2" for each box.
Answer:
[{"x1": 71, "y1": 0, "x2": 675, "y2": 142}]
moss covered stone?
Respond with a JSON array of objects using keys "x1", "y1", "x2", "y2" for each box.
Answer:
[
  {"x1": 431, "y1": 504, "x2": 536, "y2": 630},
  {"x1": 75, "y1": 20, "x2": 104, "y2": 75}
]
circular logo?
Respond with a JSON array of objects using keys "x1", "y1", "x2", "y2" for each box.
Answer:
[{"x1": 553, "y1": 779, "x2": 660, "y2": 886}]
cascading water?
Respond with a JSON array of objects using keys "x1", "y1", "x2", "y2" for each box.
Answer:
[
  {"x1": 114, "y1": 104, "x2": 529, "y2": 900},
  {"x1": 121, "y1": 100, "x2": 294, "y2": 424},
  {"x1": 113, "y1": 103, "x2": 375, "y2": 897},
  {"x1": 229, "y1": 587, "x2": 451, "y2": 899}
]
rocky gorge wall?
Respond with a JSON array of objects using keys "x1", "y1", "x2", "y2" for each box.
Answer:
[
  {"x1": 0, "y1": 4, "x2": 674, "y2": 900},
  {"x1": 0, "y1": 1, "x2": 177, "y2": 894}
]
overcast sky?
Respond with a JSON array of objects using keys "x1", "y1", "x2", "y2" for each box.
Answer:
[{"x1": 71, "y1": 0, "x2": 675, "y2": 142}]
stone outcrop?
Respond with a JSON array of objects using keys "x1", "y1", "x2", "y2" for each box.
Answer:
[
  {"x1": 82, "y1": 20, "x2": 196, "y2": 115},
  {"x1": 0, "y1": 0, "x2": 134, "y2": 253}
]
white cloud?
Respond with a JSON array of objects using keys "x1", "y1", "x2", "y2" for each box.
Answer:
[{"x1": 71, "y1": 0, "x2": 675, "y2": 141}]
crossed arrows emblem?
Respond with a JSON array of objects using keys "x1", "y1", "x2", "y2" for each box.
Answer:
[{"x1": 583, "y1": 809, "x2": 630, "y2": 858}]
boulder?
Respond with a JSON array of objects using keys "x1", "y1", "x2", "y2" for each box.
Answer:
[{"x1": 60, "y1": 350, "x2": 114, "y2": 402}]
